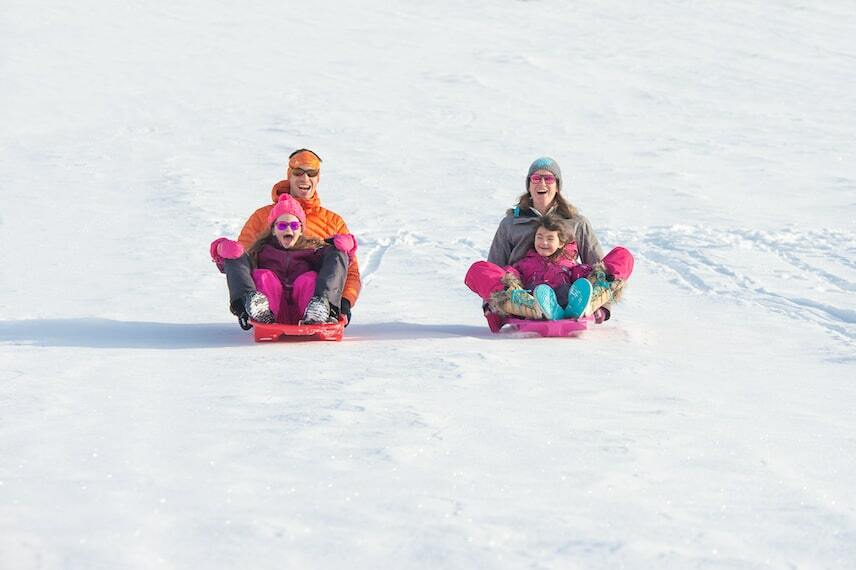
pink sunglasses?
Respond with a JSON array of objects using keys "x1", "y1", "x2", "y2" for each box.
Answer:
[
  {"x1": 530, "y1": 174, "x2": 557, "y2": 184},
  {"x1": 274, "y1": 221, "x2": 301, "y2": 231}
]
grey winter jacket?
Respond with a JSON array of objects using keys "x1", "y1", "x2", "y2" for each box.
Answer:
[{"x1": 487, "y1": 206, "x2": 604, "y2": 267}]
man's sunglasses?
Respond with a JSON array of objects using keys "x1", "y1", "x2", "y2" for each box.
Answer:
[
  {"x1": 274, "y1": 221, "x2": 301, "y2": 231},
  {"x1": 292, "y1": 168, "x2": 319, "y2": 177}
]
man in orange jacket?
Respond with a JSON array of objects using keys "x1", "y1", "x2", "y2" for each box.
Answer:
[{"x1": 223, "y1": 148, "x2": 361, "y2": 328}]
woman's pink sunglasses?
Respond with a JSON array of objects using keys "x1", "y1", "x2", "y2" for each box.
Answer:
[{"x1": 530, "y1": 174, "x2": 556, "y2": 184}]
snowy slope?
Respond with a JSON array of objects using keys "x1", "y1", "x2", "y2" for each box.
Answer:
[{"x1": 1, "y1": 0, "x2": 855, "y2": 568}]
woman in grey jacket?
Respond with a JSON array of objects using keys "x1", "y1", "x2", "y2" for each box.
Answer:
[{"x1": 466, "y1": 157, "x2": 630, "y2": 331}]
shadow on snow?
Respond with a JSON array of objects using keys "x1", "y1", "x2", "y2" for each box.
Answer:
[
  {"x1": 0, "y1": 318, "x2": 246, "y2": 349},
  {"x1": 0, "y1": 318, "x2": 493, "y2": 349},
  {"x1": 345, "y1": 322, "x2": 490, "y2": 341}
]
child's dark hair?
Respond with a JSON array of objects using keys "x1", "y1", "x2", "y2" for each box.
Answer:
[{"x1": 535, "y1": 214, "x2": 575, "y2": 261}]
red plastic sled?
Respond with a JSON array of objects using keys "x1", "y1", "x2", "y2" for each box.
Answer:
[
  {"x1": 250, "y1": 317, "x2": 346, "y2": 342},
  {"x1": 502, "y1": 316, "x2": 592, "y2": 337}
]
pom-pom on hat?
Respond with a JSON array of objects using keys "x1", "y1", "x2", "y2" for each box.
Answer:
[
  {"x1": 526, "y1": 157, "x2": 562, "y2": 190},
  {"x1": 287, "y1": 148, "x2": 322, "y2": 177},
  {"x1": 267, "y1": 193, "x2": 307, "y2": 228}
]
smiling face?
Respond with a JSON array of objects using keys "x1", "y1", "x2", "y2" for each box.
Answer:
[
  {"x1": 534, "y1": 226, "x2": 563, "y2": 258},
  {"x1": 288, "y1": 167, "x2": 319, "y2": 200},
  {"x1": 528, "y1": 169, "x2": 558, "y2": 212},
  {"x1": 272, "y1": 214, "x2": 303, "y2": 248}
]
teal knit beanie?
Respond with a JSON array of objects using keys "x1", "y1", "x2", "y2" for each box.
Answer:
[{"x1": 526, "y1": 157, "x2": 562, "y2": 190}]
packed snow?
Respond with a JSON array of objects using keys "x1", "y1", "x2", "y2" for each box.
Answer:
[{"x1": 1, "y1": 0, "x2": 854, "y2": 568}]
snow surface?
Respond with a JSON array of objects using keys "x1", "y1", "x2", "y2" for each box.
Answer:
[{"x1": 2, "y1": 0, "x2": 855, "y2": 568}]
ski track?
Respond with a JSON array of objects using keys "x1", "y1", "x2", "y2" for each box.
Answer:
[
  {"x1": 604, "y1": 225, "x2": 856, "y2": 353},
  {"x1": 358, "y1": 231, "x2": 484, "y2": 287},
  {"x1": 357, "y1": 237, "x2": 393, "y2": 286}
]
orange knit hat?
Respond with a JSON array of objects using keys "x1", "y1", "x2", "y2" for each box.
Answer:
[{"x1": 287, "y1": 148, "x2": 322, "y2": 177}]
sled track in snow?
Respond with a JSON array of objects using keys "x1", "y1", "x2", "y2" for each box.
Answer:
[
  {"x1": 358, "y1": 231, "x2": 484, "y2": 287},
  {"x1": 358, "y1": 237, "x2": 393, "y2": 286},
  {"x1": 609, "y1": 225, "x2": 856, "y2": 354}
]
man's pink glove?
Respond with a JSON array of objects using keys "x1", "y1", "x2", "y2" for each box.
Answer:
[
  {"x1": 332, "y1": 234, "x2": 357, "y2": 261},
  {"x1": 209, "y1": 237, "x2": 246, "y2": 273}
]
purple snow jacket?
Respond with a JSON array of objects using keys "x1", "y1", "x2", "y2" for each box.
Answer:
[
  {"x1": 505, "y1": 243, "x2": 585, "y2": 290},
  {"x1": 256, "y1": 241, "x2": 327, "y2": 289}
]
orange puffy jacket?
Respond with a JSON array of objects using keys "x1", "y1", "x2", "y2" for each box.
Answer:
[{"x1": 237, "y1": 180, "x2": 362, "y2": 306}]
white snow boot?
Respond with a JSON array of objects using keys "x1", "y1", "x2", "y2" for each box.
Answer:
[{"x1": 302, "y1": 296, "x2": 337, "y2": 324}]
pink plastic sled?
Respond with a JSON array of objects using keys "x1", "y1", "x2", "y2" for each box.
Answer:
[{"x1": 502, "y1": 316, "x2": 593, "y2": 337}]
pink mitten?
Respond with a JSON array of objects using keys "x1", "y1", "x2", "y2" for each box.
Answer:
[
  {"x1": 332, "y1": 234, "x2": 357, "y2": 260},
  {"x1": 209, "y1": 237, "x2": 245, "y2": 274},
  {"x1": 217, "y1": 238, "x2": 245, "y2": 260},
  {"x1": 209, "y1": 238, "x2": 226, "y2": 272}
]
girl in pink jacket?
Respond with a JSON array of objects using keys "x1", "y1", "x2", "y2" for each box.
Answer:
[
  {"x1": 465, "y1": 214, "x2": 634, "y2": 327},
  {"x1": 505, "y1": 217, "x2": 583, "y2": 293}
]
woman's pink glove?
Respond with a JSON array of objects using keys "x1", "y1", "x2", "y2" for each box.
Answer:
[
  {"x1": 210, "y1": 237, "x2": 245, "y2": 273},
  {"x1": 332, "y1": 234, "x2": 357, "y2": 261}
]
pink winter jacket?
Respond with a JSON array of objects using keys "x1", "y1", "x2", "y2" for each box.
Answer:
[{"x1": 506, "y1": 243, "x2": 580, "y2": 290}]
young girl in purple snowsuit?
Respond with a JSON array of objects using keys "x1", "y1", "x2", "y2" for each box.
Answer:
[
  {"x1": 211, "y1": 194, "x2": 357, "y2": 325},
  {"x1": 465, "y1": 213, "x2": 634, "y2": 329}
]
